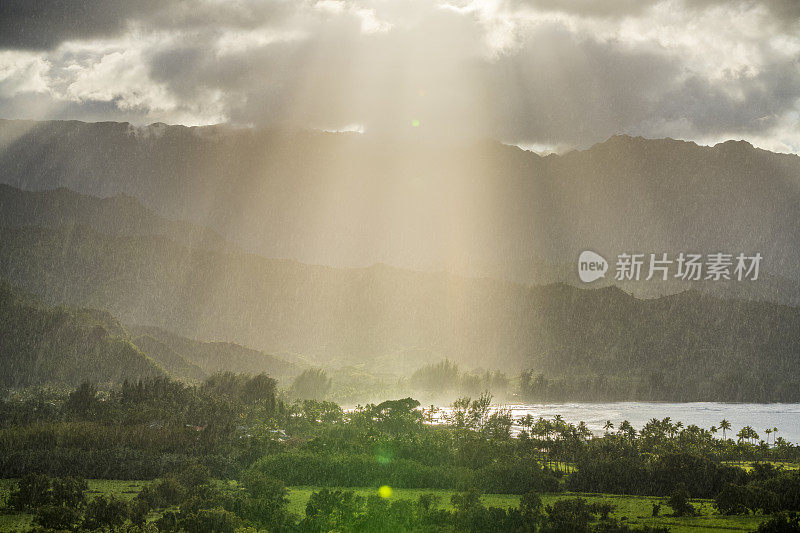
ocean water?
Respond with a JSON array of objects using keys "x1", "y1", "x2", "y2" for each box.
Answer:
[{"x1": 433, "y1": 402, "x2": 800, "y2": 443}]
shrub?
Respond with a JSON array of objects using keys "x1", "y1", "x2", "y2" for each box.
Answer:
[
  {"x1": 236, "y1": 471, "x2": 291, "y2": 529},
  {"x1": 179, "y1": 507, "x2": 241, "y2": 533},
  {"x1": 520, "y1": 490, "x2": 544, "y2": 522},
  {"x1": 715, "y1": 483, "x2": 749, "y2": 515},
  {"x1": 50, "y1": 477, "x2": 88, "y2": 508},
  {"x1": 478, "y1": 461, "x2": 560, "y2": 494},
  {"x1": 157, "y1": 475, "x2": 187, "y2": 506},
  {"x1": 9, "y1": 473, "x2": 87, "y2": 512},
  {"x1": 35, "y1": 504, "x2": 82, "y2": 530},
  {"x1": 82, "y1": 494, "x2": 129, "y2": 530},
  {"x1": 134, "y1": 483, "x2": 162, "y2": 510},
  {"x1": 9, "y1": 473, "x2": 52, "y2": 511},
  {"x1": 749, "y1": 486, "x2": 780, "y2": 515},
  {"x1": 667, "y1": 484, "x2": 696, "y2": 517},
  {"x1": 177, "y1": 463, "x2": 212, "y2": 489},
  {"x1": 129, "y1": 497, "x2": 151, "y2": 526},
  {"x1": 155, "y1": 510, "x2": 179, "y2": 532},
  {"x1": 254, "y1": 452, "x2": 474, "y2": 489},
  {"x1": 761, "y1": 472, "x2": 800, "y2": 512},
  {"x1": 544, "y1": 498, "x2": 594, "y2": 533},
  {"x1": 756, "y1": 512, "x2": 800, "y2": 533}
]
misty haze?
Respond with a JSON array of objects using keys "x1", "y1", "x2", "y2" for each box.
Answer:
[{"x1": 0, "y1": 1, "x2": 799, "y2": 532}]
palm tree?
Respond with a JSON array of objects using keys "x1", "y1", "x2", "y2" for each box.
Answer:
[
  {"x1": 736, "y1": 428, "x2": 746, "y2": 443},
  {"x1": 710, "y1": 425, "x2": 718, "y2": 437},
  {"x1": 577, "y1": 421, "x2": 591, "y2": 440},
  {"x1": 603, "y1": 420, "x2": 614, "y2": 434},
  {"x1": 519, "y1": 414, "x2": 534, "y2": 434},
  {"x1": 619, "y1": 420, "x2": 635, "y2": 439},
  {"x1": 738, "y1": 426, "x2": 759, "y2": 446},
  {"x1": 758, "y1": 441, "x2": 769, "y2": 459},
  {"x1": 775, "y1": 436, "x2": 788, "y2": 454},
  {"x1": 533, "y1": 418, "x2": 548, "y2": 442},
  {"x1": 765, "y1": 428, "x2": 772, "y2": 446},
  {"x1": 719, "y1": 419, "x2": 731, "y2": 440}
]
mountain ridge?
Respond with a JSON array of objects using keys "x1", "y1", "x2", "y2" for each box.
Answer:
[
  {"x1": 1, "y1": 222, "x2": 800, "y2": 401},
  {"x1": 2, "y1": 119, "x2": 798, "y2": 294},
  {"x1": 0, "y1": 183, "x2": 235, "y2": 252}
]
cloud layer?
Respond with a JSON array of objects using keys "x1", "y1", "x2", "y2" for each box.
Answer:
[{"x1": 0, "y1": 0, "x2": 798, "y2": 152}]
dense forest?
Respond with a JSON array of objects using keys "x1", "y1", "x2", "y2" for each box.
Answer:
[{"x1": 0, "y1": 377, "x2": 798, "y2": 531}]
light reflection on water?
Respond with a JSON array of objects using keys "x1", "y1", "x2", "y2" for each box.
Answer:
[{"x1": 429, "y1": 402, "x2": 800, "y2": 443}]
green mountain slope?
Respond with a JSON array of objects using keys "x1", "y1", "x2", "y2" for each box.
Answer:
[
  {"x1": 0, "y1": 282, "x2": 166, "y2": 387},
  {"x1": 130, "y1": 325, "x2": 298, "y2": 380},
  {"x1": 128, "y1": 334, "x2": 206, "y2": 382},
  {"x1": 0, "y1": 280, "x2": 294, "y2": 386},
  {"x1": 1, "y1": 224, "x2": 799, "y2": 401}
]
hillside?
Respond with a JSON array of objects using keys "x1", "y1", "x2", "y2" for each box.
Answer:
[
  {"x1": 130, "y1": 325, "x2": 298, "y2": 381},
  {"x1": 0, "y1": 278, "x2": 298, "y2": 387},
  {"x1": 0, "y1": 183, "x2": 233, "y2": 252},
  {"x1": 128, "y1": 334, "x2": 206, "y2": 383},
  {"x1": 0, "y1": 282, "x2": 166, "y2": 387},
  {"x1": 1, "y1": 224, "x2": 799, "y2": 401},
  {"x1": 0, "y1": 120, "x2": 798, "y2": 299}
]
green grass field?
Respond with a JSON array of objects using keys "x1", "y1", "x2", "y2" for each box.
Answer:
[
  {"x1": 0, "y1": 479, "x2": 150, "y2": 532},
  {"x1": 721, "y1": 461, "x2": 800, "y2": 472},
  {"x1": 286, "y1": 486, "x2": 764, "y2": 532},
  {"x1": 0, "y1": 480, "x2": 769, "y2": 532}
]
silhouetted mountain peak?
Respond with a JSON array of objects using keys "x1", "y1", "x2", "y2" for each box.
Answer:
[
  {"x1": 590, "y1": 133, "x2": 699, "y2": 152},
  {"x1": 714, "y1": 139, "x2": 754, "y2": 150},
  {"x1": 1, "y1": 119, "x2": 799, "y2": 301}
]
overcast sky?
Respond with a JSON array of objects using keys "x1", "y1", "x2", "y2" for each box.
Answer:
[{"x1": 0, "y1": 0, "x2": 798, "y2": 152}]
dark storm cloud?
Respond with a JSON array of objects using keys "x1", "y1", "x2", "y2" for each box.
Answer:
[
  {"x1": 657, "y1": 59, "x2": 800, "y2": 135},
  {"x1": 483, "y1": 26, "x2": 683, "y2": 145},
  {"x1": 143, "y1": 10, "x2": 493, "y2": 134},
  {"x1": 0, "y1": 0, "x2": 156, "y2": 50},
  {"x1": 0, "y1": 0, "x2": 798, "y2": 152},
  {"x1": 142, "y1": 12, "x2": 797, "y2": 147},
  {"x1": 0, "y1": 0, "x2": 295, "y2": 50}
]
